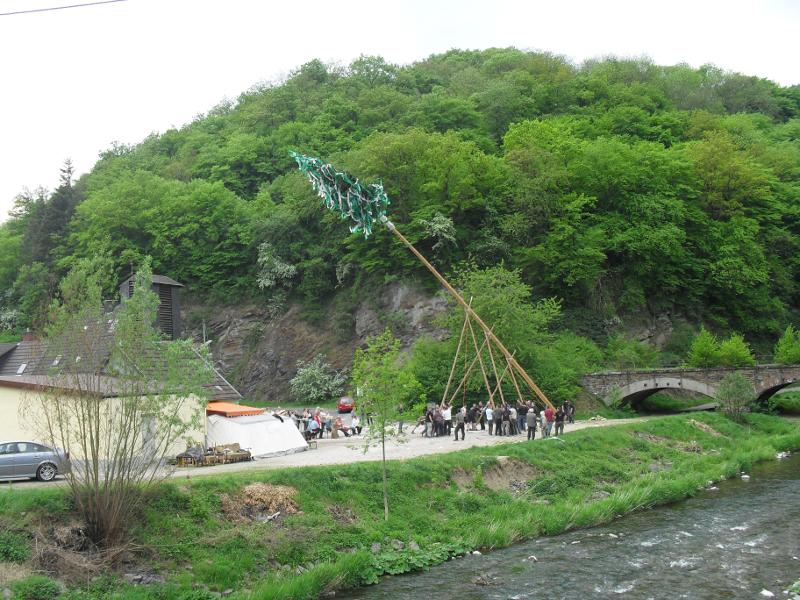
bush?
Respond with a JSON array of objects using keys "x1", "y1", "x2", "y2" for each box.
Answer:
[
  {"x1": 686, "y1": 328, "x2": 755, "y2": 368},
  {"x1": 685, "y1": 327, "x2": 720, "y2": 367},
  {"x1": 717, "y1": 333, "x2": 755, "y2": 367},
  {"x1": 774, "y1": 325, "x2": 800, "y2": 364},
  {"x1": 290, "y1": 354, "x2": 347, "y2": 405},
  {"x1": 0, "y1": 531, "x2": 30, "y2": 562},
  {"x1": 716, "y1": 373, "x2": 755, "y2": 422},
  {"x1": 605, "y1": 334, "x2": 659, "y2": 369},
  {"x1": 11, "y1": 576, "x2": 61, "y2": 600}
]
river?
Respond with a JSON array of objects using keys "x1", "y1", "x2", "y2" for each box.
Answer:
[{"x1": 343, "y1": 453, "x2": 800, "y2": 599}]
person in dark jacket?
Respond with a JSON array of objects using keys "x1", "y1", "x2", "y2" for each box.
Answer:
[
  {"x1": 454, "y1": 406, "x2": 466, "y2": 441},
  {"x1": 554, "y1": 406, "x2": 566, "y2": 436},
  {"x1": 517, "y1": 402, "x2": 528, "y2": 433},
  {"x1": 564, "y1": 399, "x2": 576, "y2": 424}
]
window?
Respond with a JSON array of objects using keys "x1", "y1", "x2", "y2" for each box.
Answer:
[{"x1": 16, "y1": 363, "x2": 27, "y2": 375}]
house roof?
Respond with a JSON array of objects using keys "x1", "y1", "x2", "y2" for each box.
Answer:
[
  {"x1": 0, "y1": 343, "x2": 17, "y2": 360},
  {"x1": 120, "y1": 274, "x2": 184, "y2": 288},
  {"x1": 206, "y1": 401, "x2": 265, "y2": 417},
  {"x1": 0, "y1": 337, "x2": 241, "y2": 402}
]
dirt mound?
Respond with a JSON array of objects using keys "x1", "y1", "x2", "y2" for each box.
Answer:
[
  {"x1": 221, "y1": 483, "x2": 300, "y2": 523},
  {"x1": 22, "y1": 520, "x2": 138, "y2": 585},
  {"x1": 452, "y1": 456, "x2": 539, "y2": 494},
  {"x1": 632, "y1": 431, "x2": 702, "y2": 453},
  {"x1": 687, "y1": 419, "x2": 723, "y2": 437}
]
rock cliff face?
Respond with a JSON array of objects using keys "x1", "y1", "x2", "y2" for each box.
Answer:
[{"x1": 185, "y1": 283, "x2": 448, "y2": 402}]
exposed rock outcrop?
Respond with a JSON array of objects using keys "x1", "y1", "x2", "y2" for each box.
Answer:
[{"x1": 185, "y1": 282, "x2": 448, "y2": 402}]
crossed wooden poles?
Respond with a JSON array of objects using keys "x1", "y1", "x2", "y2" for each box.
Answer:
[{"x1": 381, "y1": 217, "x2": 554, "y2": 410}]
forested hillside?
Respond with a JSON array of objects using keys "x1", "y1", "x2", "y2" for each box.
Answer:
[{"x1": 2, "y1": 48, "x2": 799, "y2": 358}]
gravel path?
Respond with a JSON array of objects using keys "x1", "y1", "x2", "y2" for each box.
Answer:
[
  {"x1": 2, "y1": 417, "x2": 649, "y2": 489},
  {"x1": 170, "y1": 416, "x2": 649, "y2": 480}
]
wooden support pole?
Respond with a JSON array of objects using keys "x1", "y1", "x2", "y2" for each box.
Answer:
[
  {"x1": 384, "y1": 220, "x2": 554, "y2": 410},
  {"x1": 485, "y1": 333, "x2": 505, "y2": 408},
  {"x1": 506, "y1": 355, "x2": 526, "y2": 406},
  {"x1": 446, "y1": 331, "x2": 490, "y2": 406},
  {"x1": 440, "y1": 300, "x2": 471, "y2": 407},
  {"x1": 467, "y1": 318, "x2": 495, "y2": 406},
  {"x1": 489, "y1": 351, "x2": 515, "y2": 400}
]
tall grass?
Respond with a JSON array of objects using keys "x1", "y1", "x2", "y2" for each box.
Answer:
[
  {"x1": 1, "y1": 413, "x2": 797, "y2": 600},
  {"x1": 771, "y1": 392, "x2": 800, "y2": 415}
]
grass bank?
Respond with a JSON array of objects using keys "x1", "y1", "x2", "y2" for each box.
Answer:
[
  {"x1": 1, "y1": 414, "x2": 798, "y2": 600},
  {"x1": 772, "y1": 392, "x2": 800, "y2": 415}
]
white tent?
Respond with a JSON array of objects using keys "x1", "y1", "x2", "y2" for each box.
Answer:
[{"x1": 206, "y1": 413, "x2": 308, "y2": 457}]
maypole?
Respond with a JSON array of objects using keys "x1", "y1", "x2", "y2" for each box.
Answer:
[{"x1": 289, "y1": 152, "x2": 554, "y2": 411}]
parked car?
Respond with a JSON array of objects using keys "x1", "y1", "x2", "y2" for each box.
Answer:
[
  {"x1": 337, "y1": 396, "x2": 355, "y2": 413},
  {"x1": 0, "y1": 441, "x2": 71, "y2": 482}
]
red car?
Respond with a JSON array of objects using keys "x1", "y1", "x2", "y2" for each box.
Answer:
[{"x1": 337, "y1": 396, "x2": 355, "y2": 413}]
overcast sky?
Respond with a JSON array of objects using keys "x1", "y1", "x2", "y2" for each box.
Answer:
[{"x1": 1, "y1": 0, "x2": 798, "y2": 222}]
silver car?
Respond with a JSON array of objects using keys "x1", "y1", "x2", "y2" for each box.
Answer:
[{"x1": 0, "y1": 441, "x2": 71, "y2": 482}]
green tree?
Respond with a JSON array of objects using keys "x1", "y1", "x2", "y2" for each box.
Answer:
[
  {"x1": 774, "y1": 325, "x2": 800, "y2": 364},
  {"x1": 716, "y1": 372, "x2": 754, "y2": 422},
  {"x1": 352, "y1": 329, "x2": 423, "y2": 520},
  {"x1": 605, "y1": 334, "x2": 660, "y2": 370},
  {"x1": 717, "y1": 333, "x2": 755, "y2": 367},
  {"x1": 29, "y1": 259, "x2": 213, "y2": 544},
  {"x1": 685, "y1": 327, "x2": 720, "y2": 367}
]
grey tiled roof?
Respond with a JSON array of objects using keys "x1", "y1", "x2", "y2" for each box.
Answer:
[
  {"x1": 120, "y1": 274, "x2": 184, "y2": 288},
  {"x1": 0, "y1": 338, "x2": 240, "y2": 402}
]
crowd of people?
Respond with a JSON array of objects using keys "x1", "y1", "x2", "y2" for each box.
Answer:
[
  {"x1": 283, "y1": 408, "x2": 363, "y2": 440},
  {"x1": 411, "y1": 399, "x2": 576, "y2": 441},
  {"x1": 282, "y1": 399, "x2": 577, "y2": 445}
]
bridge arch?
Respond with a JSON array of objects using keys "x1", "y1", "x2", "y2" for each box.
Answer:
[
  {"x1": 756, "y1": 381, "x2": 798, "y2": 404},
  {"x1": 607, "y1": 377, "x2": 717, "y2": 408}
]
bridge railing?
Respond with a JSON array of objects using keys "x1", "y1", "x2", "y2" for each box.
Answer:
[{"x1": 587, "y1": 356, "x2": 778, "y2": 376}]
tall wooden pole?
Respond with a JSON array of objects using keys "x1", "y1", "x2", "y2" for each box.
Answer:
[
  {"x1": 485, "y1": 332, "x2": 506, "y2": 408},
  {"x1": 467, "y1": 318, "x2": 495, "y2": 407},
  {"x1": 440, "y1": 301, "x2": 471, "y2": 406},
  {"x1": 446, "y1": 331, "x2": 491, "y2": 406},
  {"x1": 382, "y1": 218, "x2": 554, "y2": 410}
]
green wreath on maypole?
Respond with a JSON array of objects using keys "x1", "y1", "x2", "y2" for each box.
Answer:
[
  {"x1": 289, "y1": 151, "x2": 554, "y2": 410},
  {"x1": 289, "y1": 151, "x2": 389, "y2": 239}
]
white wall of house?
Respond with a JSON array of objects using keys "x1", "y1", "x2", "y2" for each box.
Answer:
[
  {"x1": 0, "y1": 385, "x2": 29, "y2": 441},
  {"x1": 0, "y1": 385, "x2": 205, "y2": 458}
]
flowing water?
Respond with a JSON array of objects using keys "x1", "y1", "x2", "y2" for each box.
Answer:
[{"x1": 343, "y1": 453, "x2": 800, "y2": 599}]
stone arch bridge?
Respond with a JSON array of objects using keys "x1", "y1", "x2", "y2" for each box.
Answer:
[{"x1": 581, "y1": 365, "x2": 800, "y2": 408}]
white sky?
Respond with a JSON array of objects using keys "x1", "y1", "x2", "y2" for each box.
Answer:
[{"x1": 1, "y1": 0, "x2": 798, "y2": 222}]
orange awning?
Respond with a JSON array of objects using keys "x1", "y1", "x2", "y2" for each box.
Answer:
[{"x1": 206, "y1": 401, "x2": 265, "y2": 417}]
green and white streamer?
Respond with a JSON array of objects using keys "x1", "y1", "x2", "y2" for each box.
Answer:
[{"x1": 290, "y1": 151, "x2": 390, "y2": 238}]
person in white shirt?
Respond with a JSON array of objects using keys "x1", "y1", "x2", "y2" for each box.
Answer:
[{"x1": 442, "y1": 404, "x2": 452, "y2": 436}]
